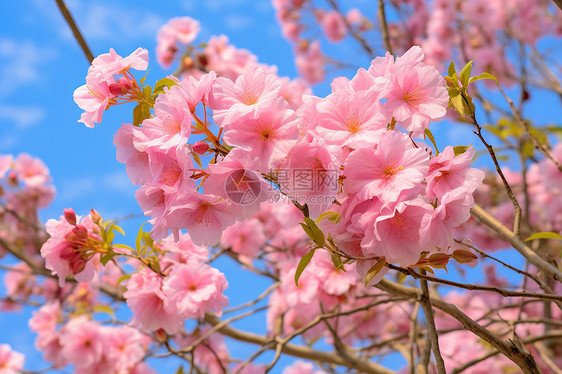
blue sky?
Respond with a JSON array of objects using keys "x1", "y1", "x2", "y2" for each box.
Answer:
[{"x1": 0, "y1": 0, "x2": 557, "y2": 372}]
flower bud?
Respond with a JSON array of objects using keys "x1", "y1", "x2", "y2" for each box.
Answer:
[
  {"x1": 63, "y1": 208, "x2": 77, "y2": 226},
  {"x1": 7, "y1": 171, "x2": 18, "y2": 187},
  {"x1": 427, "y1": 253, "x2": 450, "y2": 267},
  {"x1": 192, "y1": 141, "x2": 210, "y2": 155},
  {"x1": 452, "y1": 249, "x2": 478, "y2": 267},
  {"x1": 90, "y1": 209, "x2": 101, "y2": 224}
]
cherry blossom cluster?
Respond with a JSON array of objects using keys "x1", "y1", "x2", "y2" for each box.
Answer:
[
  {"x1": 29, "y1": 302, "x2": 155, "y2": 373},
  {"x1": 73, "y1": 47, "x2": 149, "y2": 128},
  {"x1": 269, "y1": 0, "x2": 561, "y2": 86},
  {"x1": 74, "y1": 39, "x2": 486, "y2": 286},
  {"x1": 271, "y1": 0, "x2": 369, "y2": 84},
  {"x1": 154, "y1": 15, "x2": 312, "y2": 102},
  {"x1": 124, "y1": 233, "x2": 228, "y2": 335},
  {"x1": 0, "y1": 153, "x2": 54, "y2": 260}
]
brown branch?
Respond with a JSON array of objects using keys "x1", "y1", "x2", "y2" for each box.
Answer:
[
  {"x1": 375, "y1": 279, "x2": 541, "y2": 374},
  {"x1": 551, "y1": 0, "x2": 562, "y2": 11},
  {"x1": 451, "y1": 331, "x2": 562, "y2": 374},
  {"x1": 54, "y1": 0, "x2": 94, "y2": 63},
  {"x1": 325, "y1": 0, "x2": 375, "y2": 58},
  {"x1": 377, "y1": 0, "x2": 393, "y2": 55},
  {"x1": 418, "y1": 271, "x2": 446, "y2": 373},
  {"x1": 204, "y1": 312, "x2": 396, "y2": 374},
  {"x1": 471, "y1": 204, "x2": 562, "y2": 282},
  {"x1": 386, "y1": 264, "x2": 562, "y2": 302},
  {"x1": 462, "y1": 92, "x2": 523, "y2": 235}
]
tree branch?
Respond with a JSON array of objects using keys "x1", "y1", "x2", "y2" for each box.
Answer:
[
  {"x1": 375, "y1": 279, "x2": 541, "y2": 374},
  {"x1": 204, "y1": 312, "x2": 395, "y2": 374},
  {"x1": 470, "y1": 204, "x2": 562, "y2": 282},
  {"x1": 54, "y1": 0, "x2": 94, "y2": 63}
]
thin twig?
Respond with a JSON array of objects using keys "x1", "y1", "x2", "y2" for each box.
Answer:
[
  {"x1": 377, "y1": 0, "x2": 393, "y2": 55},
  {"x1": 325, "y1": 0, "x2": 375, "y2": 58},
  {"x1": 461, "y1": 91, "x2": 523, "y2": 235},
  {"x1": 54, "y1": 0, "x2": 94, "y2": 63},
  {"x1": 375, "y1": 279, "x2": 541, "y2": 374},
  {"x1": 470, "y1": 204, "x2": 562, "y2": 282},
  {"x1": 418, "y1": 271, "x2": 446, "y2": 374}
]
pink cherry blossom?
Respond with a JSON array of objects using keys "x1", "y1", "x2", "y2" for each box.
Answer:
[
  {"x1": 426, "y1": 146, "x2": 485, "y2": 200},
  {"x1": 315, "y1": 89, "x2": 387, "y2": 148},
  {"x1": 164, "y1": 192, "x2": 237, "y2": 246},
  {"x1": 40, "y1": 210, "x2": 103, "y2": 286},
  {"x1": 381, "y1": 64, "x2": 448, "y2": 136},
  {"x1": 0, "y1": 344, "x2": 24, "y2": 374},
  {"x1": 343, "y1": 130, "x2": 430, "y2": 202},
  {"x1": 59, "y1": 316, "x2": 104, "y2": 369},
  {"x1": 124, "y1": 268, "x2": 184, "y2": 334},
  {"x1": 162, "y1": 262, "x2": 229, "y2": 318},
  {"x1": 222, "y1": 97, "x2": 299, "y2": 171},
  {"x1": 364, "y1": 198, "x2": 434, "y2": 267},
  {"x1": 210, "y1": 65, "x2": 282, "y2": 127},
  {"x1": 321, "y1": 11, "x2": 347, "y2": 43},
  {"x1": 295, "y1": 41, "x2": 325, "y2": 85}
]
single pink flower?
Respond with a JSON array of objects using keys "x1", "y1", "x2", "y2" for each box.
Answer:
[
  {"x1": 162, "y1": 262, "x2": 229, "y2": 318},
  {"x1": 164, "y1": 193, "x2": 237, "y2": 246},
  {"x1": 382, "y1": 64, "x2": 448, "y2": 136},
  {"x1": 222, "y1": 97, "x2": 299, "y2": 171},
  {"x1": 59, "y1": 316, "x2": 104, "y2": 369},
  {"x1": 0, "y1": 344, "x2": 24, "y2": 374},
  {"x1": 343, "y1": 130, "x2": 430, "y2": 202},
  {"x1": 124, "y1": 268, "x2": 185, "y2": 334},
  {"x1": 321, "y1": 11, "x2": 347, "y2": 42}
]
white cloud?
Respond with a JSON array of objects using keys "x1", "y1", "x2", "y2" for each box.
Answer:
[
  {"x1": 203, "y1": 0, "x2": 249, "y2": 11},
  {"x1": 58, "y1": 176, "x2": 96, "y2": 202},
  {"x1": 0, "y1": 133, "x2": 17, "y2": 150},
  {"x1": 101, "y1": 171, "x2": 136, "y2": 194},
  {"x1": 224, "y1": 14, "x2": 255, "y2": 30},
  {"x1": 0, "y1": 39, "x2": 57, "y2": 96},
  {"x1": 0, "y1": 105, "x2": 45, "y2": 129},
  {"x1": 32, "y1": 0, "x2": 164, "y2": 44},
  {"x1": 74, "y1": 3, "x2": 164, "y2": 42}
]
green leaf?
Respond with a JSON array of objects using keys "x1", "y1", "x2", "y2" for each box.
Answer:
[
  {"x1": 191, "y1": 151, "x2": 204, "y2": 169},
  {"x1": 468, "y1": 72, "x2": 498, "y2": 85},
  {"x1": 100, "y1": 252, "x2": 117, "y2": 266},
  {"x1": 175, "y1": 366, "x2": 185, "y2": 374},
  {"x1": 112, "y1": 243, "x2": 134, "y2": 252},
  {"x1": 364, "y1": 259, "x2": 387, "y2": 286},
  {"x1": 301, "y1": 217, "x2": 325, "y2": 247},
  {"x1": 136, "y1": 222, "x2": 147, "y2": 252},
  {"x1": 154, "y1": 77, "x2": 178, "y2": 94},
  {"x1": 453, "y1": 145, "x2": 471, "y2": 156},
  {"x1": 330, "y1": 252, "x2": 344, "y2": 271},
  {"x1": 294, "y1": 247, "x2": 316, "y2": 286},
  {"x1": 140, "y1": 69, "x2": 150, "y2": 86},
  {"x1": 524, "y1": 232, "x2": 562, "y2": 242},
  {"x1": 424, "y1": 128, "x2": 439, "y2": 155},
  {"x1": 459, "y1": 61, "x2": 473, "y2": 88},
  {"x1": 93, "y1": 305, "x2": 115, "y2": 317},
  {"x1": 447, "y1": 61, "x2": 456, "y2": 78},
  {"x1": 444, "y1": 76, "x2": 456, "y2": 88},
  {"x1": 143, "y1": 85, "x2": 152, "y2": 100},
  {"x1": 448, "y1": 88, "x2": 467, "y2": 118},
  {"x1": 108, "y1": 224, "x2": 125, "y2": 237},
  {"x1": 316, "y1": 211, "x2": 341, "y2": 224},
  {"x1": 133, "y1": 103, "x2": 151, "y2": 127},
  {"x1": 116, "y1": 274, "x2": 131, "y2": 285}
]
